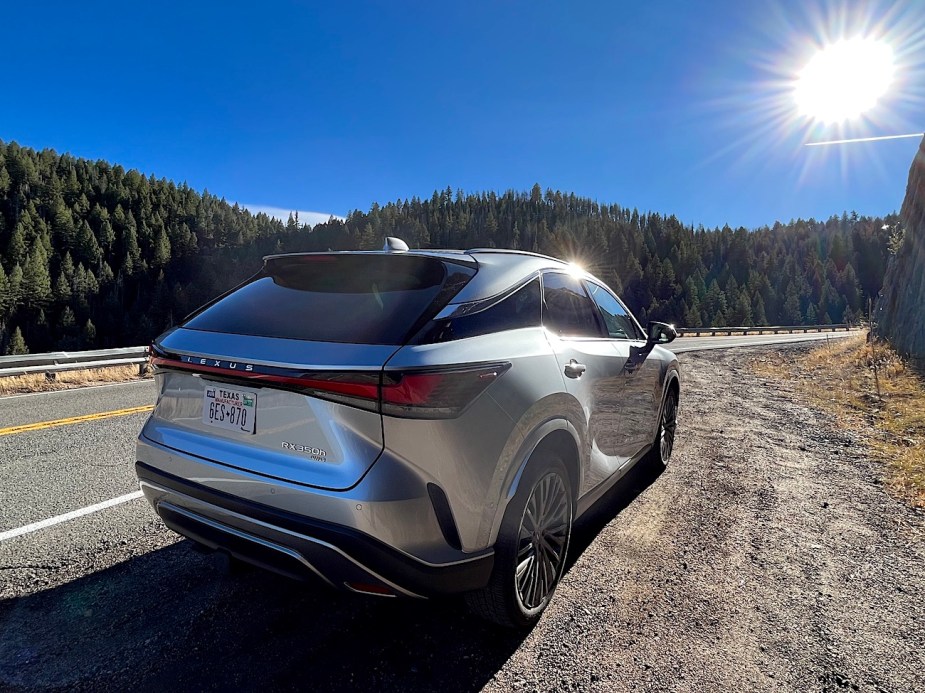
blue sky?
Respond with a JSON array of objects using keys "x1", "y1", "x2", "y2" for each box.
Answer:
[{"x1": 2, "y1": 1, "x2": 923, "y2": 229}]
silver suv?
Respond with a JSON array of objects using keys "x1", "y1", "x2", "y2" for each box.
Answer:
[{"x1": 136, "y1": 240, "x2": 680, "y2": 627}]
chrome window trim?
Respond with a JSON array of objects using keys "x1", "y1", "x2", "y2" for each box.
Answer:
[
  {"x1": 583, "y1": 278, "x2": 646, "y2": 341},
  {"x1": 584, "y1": 277, "x2": 645, "y2": 342},
  {"x1": 433, "y1": 271, "x2": 541, "y2": 320}
]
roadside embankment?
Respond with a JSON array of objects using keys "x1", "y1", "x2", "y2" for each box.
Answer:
[
  {"x1": 753, "y1": 332, "x2": 925, "y2": 507},
  {"x1": 878, "y1": 134, "x2": 925, "y2": 362},
  {"x1": 0, "y1": 365, "x2": 151, "y2": 397}
]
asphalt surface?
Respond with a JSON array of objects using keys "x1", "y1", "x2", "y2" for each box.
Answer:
[
  {"x1": 4, "y1": 329, "x2": 914, "y2": 692},
  {"x1": 670, "y1": 330, "x2": 859, "y2": 353}
]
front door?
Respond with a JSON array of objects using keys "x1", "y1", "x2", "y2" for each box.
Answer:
[{"x1": 541, "y1": 272, "x2": 632, "y2": 495}]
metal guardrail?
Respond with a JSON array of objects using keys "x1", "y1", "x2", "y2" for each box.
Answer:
[
  {"x1": 676, "y1": 324, "x2": 852, "y2": 337},
  {"x1": 0, "y1": 347, "x2": 148, "y2": 378},
  {"x1": 0, "y1": 323, "x2": 855, "y2": 378}
]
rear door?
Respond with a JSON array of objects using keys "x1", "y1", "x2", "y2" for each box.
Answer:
[{"x1": 143, "y1": 253, "x2": 475, "y2": 490}]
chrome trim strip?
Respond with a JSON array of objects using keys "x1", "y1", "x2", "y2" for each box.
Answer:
[
  {"x1": 138, "y1": 464, "x2": 493, "y2": 569},
  {"x1": 164, "y1": 350, "x2": 385, "y2": 373},
  {"x1": 343, "y1": 582, "x2": 398, "y2": 598},
  {"x1": 434, "y1": 271, "x2": 540, "y2": 320},
  {"x1": 142, "y1": 481, "x2": 425, "y2": 598},
  {"x1": 158, "y1": 501, "x2": 337, "y2": 589}
]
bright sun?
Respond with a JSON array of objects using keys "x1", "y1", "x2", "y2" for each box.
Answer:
[{"x1": 794, "y1": 37, "x2": 895, "y2": 123}]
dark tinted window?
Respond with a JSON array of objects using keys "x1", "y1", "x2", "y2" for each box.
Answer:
[
  {"x1": 184, "y1": 255, "x2": 475, "y2": 344},
  {"x1": 421, "y1": 278, "x2": 541, "y2": 343},
  {"x1": 542, "y1": 272, "x2": 603, "y2": 338},
  {"x1": 586, "y1": 282, "x2": 642, "y2": 340}
]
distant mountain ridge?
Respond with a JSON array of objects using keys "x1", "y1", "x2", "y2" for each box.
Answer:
[{"x1": 0, "y1": 141, "x2": 894, "y2": 355}]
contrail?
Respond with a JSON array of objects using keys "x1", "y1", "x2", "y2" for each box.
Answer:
[{"x1": 805, "y1": 133, "x2": 924, "y2": 146}]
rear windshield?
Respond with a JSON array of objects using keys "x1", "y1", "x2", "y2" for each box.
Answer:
[{"x1": 183, "y1": 254, "x2": 476, "y2": 344}]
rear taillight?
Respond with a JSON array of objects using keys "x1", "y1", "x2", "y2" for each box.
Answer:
[
  {"x1": 150, "y1": 347, "x2": 507, "y2": 418},
  {"x1": 150, "y1": 354, "x2": 381, "y2": 412},
  {"x1": 380, "y1": 363, "x2": 510, "y2": 419}
]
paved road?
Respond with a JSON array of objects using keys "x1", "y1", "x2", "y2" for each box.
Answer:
[
  {"x1": 671, "y1": 329, "x2": 859, "y2": 353},
  {"x1": 0, "y1": 330, "x2": 867, "y2": 691},
  {"x1": 0, "y1": 330, "x2": 859, "y2": 559}
]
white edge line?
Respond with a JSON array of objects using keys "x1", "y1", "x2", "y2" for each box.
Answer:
[{"x1": 0, "y1": 491, "x2": 144, "y2": 543}]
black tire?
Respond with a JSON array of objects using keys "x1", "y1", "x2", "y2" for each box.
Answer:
[
  {"x1": 647, "y1": 388, "x2": 678, "y2": 469},
  {"x1": 465, "y1": 455, "x2": 573, "y2": 628}
]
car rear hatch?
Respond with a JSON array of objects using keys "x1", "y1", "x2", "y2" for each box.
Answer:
[{"x1": 142, "y1": 252, "x2": 476, "y2": 490}]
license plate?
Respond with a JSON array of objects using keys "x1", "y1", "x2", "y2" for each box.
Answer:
[{"x1": 202, "y1": 386, "x2": 256, "y2": 434}]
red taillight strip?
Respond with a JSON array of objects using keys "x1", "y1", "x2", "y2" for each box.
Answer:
[
  {"x1": 380, "y1": 363, "x2": 511, "y2": 415},
  {"x1": 150, "y1": 356, "x2": 380, "y2": 401},
  {"x1": 248, "y1": 374, "x2": 378, "y2": 400},
  {"x1": 150, "y1": 353, "x2": 510, "y2": 418}
]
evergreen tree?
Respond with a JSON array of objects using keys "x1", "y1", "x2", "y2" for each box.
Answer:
[
  {"x1": 783, "y1": 285, "x2": 802, "y2": 324},
  {"x1": 81, "y1": 318, "x2": 96, "y2": 347},
  {"x1": 0, "y1": 263, "x2": 9, "y2": 318},
  {"x1": 8, "y1": 326, "x2": 27, "y2": 354},
  {"x1": 54, "y1": 271, "x2": 71, "y2": 303},
  {"x1": 6, "y1": 220, "x2": 26, "y2": 266},
  {"x1": 21, "y1": 242, "x2": 52, "y2": 309},
  {"x1": 152, "y1": 227, "x2": 171, "y2": 267},
  {"x1": 752, "y1": 295, "x2": 768, "y2": 326}
]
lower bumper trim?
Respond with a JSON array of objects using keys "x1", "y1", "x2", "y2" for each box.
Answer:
[{"x1": 136, "y1": 461, "x2": 494, "y2": 596}]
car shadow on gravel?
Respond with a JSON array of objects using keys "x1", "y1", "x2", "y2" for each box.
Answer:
[
  {"x1": 0, "y1": 465, "x2": 663, "y2": 693},
  {"x1": 568, "y1": 460, "x2": 665, "y2": 571}
]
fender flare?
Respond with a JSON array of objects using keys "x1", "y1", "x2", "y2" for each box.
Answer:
[{"x1": 483, "y1": 417, "x2": 582, "y2": 547}]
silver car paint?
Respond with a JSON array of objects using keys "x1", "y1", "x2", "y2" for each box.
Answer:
[
  {"x1": 137, "y1": 249, "x2": 679, "y2": 585},
  {"x1": 379, "y1": 326, "x2": 568, "y2": 551}
]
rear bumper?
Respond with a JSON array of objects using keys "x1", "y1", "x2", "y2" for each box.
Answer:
[{"x1": 136, "y1": 462, "x2": 494, "y2": 597}]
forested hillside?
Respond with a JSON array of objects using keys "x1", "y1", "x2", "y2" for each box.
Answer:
[{"x1": 0, "y1": 141, "x2": 893, "y2": 354}]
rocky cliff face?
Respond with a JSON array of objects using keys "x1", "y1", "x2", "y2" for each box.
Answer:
[{"x1": 877, "y1": 136, "x2": 925, "y2": 361}]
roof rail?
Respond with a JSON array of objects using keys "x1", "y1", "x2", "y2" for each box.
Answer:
[{"x1": 465, "y1": 247, "x2": 563, "y2": 263}]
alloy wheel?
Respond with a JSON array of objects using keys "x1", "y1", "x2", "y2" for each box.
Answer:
[
  {"x1": 515, "y1": 472, "x2": 570, "y2": 610},
  {"x1": 660, "y1": 394, "x2": 678, "y2": 462}
]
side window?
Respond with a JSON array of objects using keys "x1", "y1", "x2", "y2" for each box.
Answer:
[
  {"x1": 542, "y1": 272, "x2": 604, "y2": 338},
  {"x1": 423, "y1": 278, "x2": 541, "y2": 342},
  {"x1": 586, "y1": 281, "x2": 642, "y2": 340}
]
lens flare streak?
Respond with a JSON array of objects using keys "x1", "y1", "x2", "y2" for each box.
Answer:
[{"x1": 805, "y1": 133, "x2": 924, "y2": 146}]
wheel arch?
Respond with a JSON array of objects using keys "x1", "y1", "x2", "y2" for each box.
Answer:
[
  {"x1": 666, "y1": 367, "x2": 680, "y2": 399},
  {"x1": 484, "y1": 418, "x2": 582, "y2": 548}
]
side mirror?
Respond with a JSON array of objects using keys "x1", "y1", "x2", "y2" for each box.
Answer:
[{"x1": 647, "y1": 321, "x2": 677, "y2": 345}]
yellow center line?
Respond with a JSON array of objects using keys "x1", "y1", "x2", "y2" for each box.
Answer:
[{"x1": 0, "y1": 405, "x2": 155, "y2": 437}]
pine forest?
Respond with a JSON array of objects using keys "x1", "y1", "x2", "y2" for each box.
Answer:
[{"x1": 0, "y1": 140, "x2": 895, "y2": 355}]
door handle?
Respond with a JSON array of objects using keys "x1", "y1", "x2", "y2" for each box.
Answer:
[{"x1": 564, "y1": 359, "x2": 586, "y2": 379}]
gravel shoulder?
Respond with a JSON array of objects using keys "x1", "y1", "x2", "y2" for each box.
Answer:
[
  {"x1": 1, "y1": 344, "x2": 923, "y2": 692},
  {"x1": 487, "y1": 345, "x2": 925, "y2": 693}
]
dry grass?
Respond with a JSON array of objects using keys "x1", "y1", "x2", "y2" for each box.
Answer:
[
  {"x1": 753, "y1": 332, "x2": 925, "y2": 508},
  {"x1": 0, "y1": 364, "x2": 151, "y2": 396}
]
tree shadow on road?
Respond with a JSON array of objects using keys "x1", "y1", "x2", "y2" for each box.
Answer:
[{"x1": 0, "y1": 464, "x2": 664, "y2": 693}]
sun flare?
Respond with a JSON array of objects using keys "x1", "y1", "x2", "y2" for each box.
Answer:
[{"x1": 794, "y1": 38, "x2": 894, "y2": 123}]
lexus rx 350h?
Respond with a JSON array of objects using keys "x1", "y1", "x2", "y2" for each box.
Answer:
[{"x1": 136, "y1": 239, "x2": 680, "y2": 627}]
